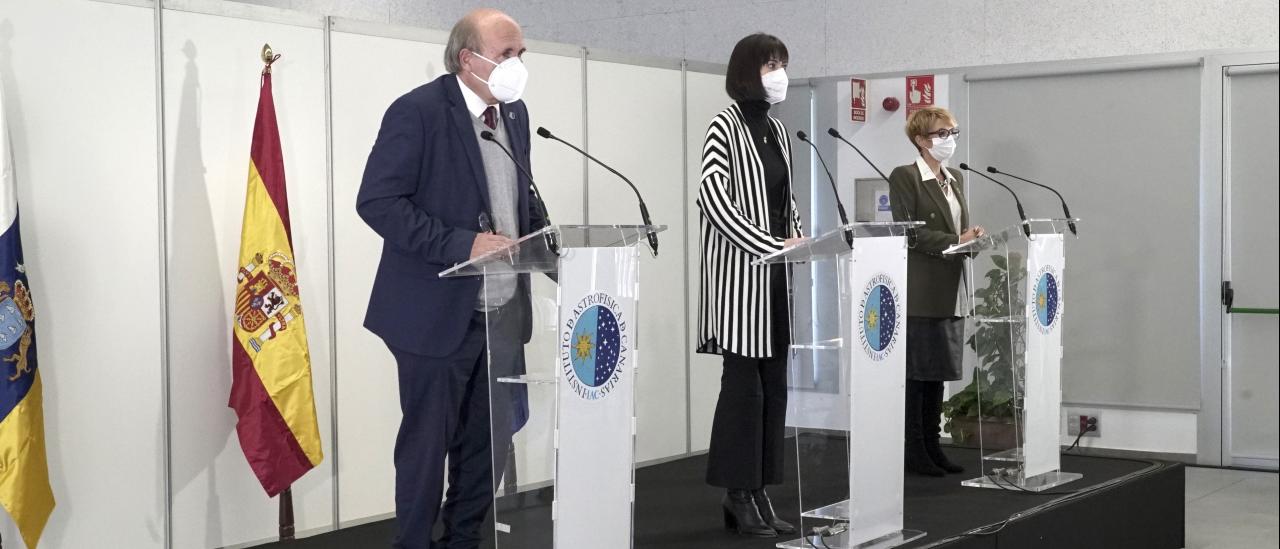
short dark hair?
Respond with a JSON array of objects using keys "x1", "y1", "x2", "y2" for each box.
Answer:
[{"x1": 725, "y1": 33, "x2": 789, "y2": 102}]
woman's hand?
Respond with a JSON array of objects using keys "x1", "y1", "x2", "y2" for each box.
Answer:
[
  {"x1": 783, "y1": 237, "x2": 808, "y2": 248},
  {"x1": 959, "y1": 226, "x2": 985, "y2": 244}
]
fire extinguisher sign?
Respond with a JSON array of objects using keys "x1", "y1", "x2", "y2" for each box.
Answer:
[{"x1": 905, "y1": 74, "x2": 934, "y2": 116}]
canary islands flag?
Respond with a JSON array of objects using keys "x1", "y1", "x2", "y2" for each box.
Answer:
[
  {"x1": 0, "y1": 82, "x2": 55, "y2": 547},
  {"x1": 229, "y1": 64, "x2": 322, "y2": 496}
]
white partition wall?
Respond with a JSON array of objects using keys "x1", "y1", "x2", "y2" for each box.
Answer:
[
  {"x1": 967, "y1": 65, "x2": 1202, "y2": 411},
  {"x1": 0, "y1": 1, "x2": 166, "y2": 547},
  {"x1": 161, "y1": 7, "x2": 335, "y2": 547},
  {"x1": 329, "y1": 23, "x2": 445, "y2": 526},
  {"x1": 586, "y1": 57, "x2": 687, "y2": 463},
  {"x1": 683, "y1": 69, "x2": 728, "y2": 454}
]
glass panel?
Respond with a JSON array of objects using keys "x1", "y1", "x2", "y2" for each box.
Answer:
[
  {"x1": 482, "y1": 266, "x2": 556, "y2": 548},
  {"x1": 786, "y1": 256, "x2": 853, "y2": 540}
]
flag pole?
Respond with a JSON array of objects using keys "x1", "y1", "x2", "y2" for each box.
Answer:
[
  {"x1": 257, "y1": 42, "x2": 297, "y2": 543},
  {"x1": 279, "y1": 486, "x2": 296, "y2": 540}
]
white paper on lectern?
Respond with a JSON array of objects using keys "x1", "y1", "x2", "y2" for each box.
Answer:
[
  {"x1": 554, "y1": 247, "x2": 638, "y2": 549},
  {"x1": 1022, "y1": 235, "x2": 1065, "y2": 478},
  {"x1": 847, "y1": 236, "x2": 909, "y2": 545}
]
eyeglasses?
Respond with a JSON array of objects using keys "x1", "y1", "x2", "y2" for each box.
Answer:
[{"x1": 923, "y1": 127, "x2": 961, "y2": 140}]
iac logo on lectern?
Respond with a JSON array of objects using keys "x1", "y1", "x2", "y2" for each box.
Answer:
[
  {"x1": 858, "y1": 273, "x2": 902, "y2": 361},
  {"x1": 560, "y1": 292, "x2": 628, "y2": 401},
  {"x1": 1031, "y1": 266, "x2": 1061, "y2": 334}
]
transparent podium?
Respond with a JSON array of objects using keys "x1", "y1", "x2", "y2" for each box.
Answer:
[
  {"x1": 943, "y1": 218, "x2": 1082, "y2": 492},
  {"x1": 759, "y1": 222, "x2": 925, "y2": 549},
  {"x1": 441, "y1": 224, "x2": 665, "y2": 549}
]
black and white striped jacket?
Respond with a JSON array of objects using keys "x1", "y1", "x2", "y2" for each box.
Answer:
[{"x1": 696, "y1": 103, "x2": 803, "y2": 359}]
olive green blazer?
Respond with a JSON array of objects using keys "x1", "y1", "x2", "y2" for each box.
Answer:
[{"x1": 888, "y1": 162, "x2": 968, "y2": 318}]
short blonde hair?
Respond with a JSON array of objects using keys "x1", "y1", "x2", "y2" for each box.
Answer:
[{"x1": 905, "y1": 107, "x2": 957, "y2": 151}]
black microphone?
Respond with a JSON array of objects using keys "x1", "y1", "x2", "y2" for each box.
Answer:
[
  {"x1": 958, "y1": 163, "x2": 1031, "y2": 238},
  {"x1": 480, "y1": 130, "x2": 558, "y2": 253},
  {"x1": 796, "y1": 130, "x2": 851, "y2": 247},
  {"x1": 987, "y1": 166, "x2": 1077, "y2": 235},
  {"x1": 536, "y1": 126, "x2": 659, "y2": 256},
  {"x1": 826, "y1": 128, "x2": 918, "y2": 247}
]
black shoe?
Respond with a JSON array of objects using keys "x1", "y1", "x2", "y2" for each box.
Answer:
[
  {"x1": 722, "y1": 490, "x2": 776, "y2": 537},
  {"x1": 751, "y1": 488, "x2": 796, "y2": 535},
  {"x1": 924, "y1": 438, "x2": 965, "y2": 474}
]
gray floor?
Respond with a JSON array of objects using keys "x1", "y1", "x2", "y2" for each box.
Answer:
[{"x1": 1185, "y1": 466, "x2": 1279, "y2": 549}]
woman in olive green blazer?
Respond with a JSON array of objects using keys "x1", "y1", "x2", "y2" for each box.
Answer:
[{"x1": 888, "y1": 106, "x2": 983, "y2": 477}]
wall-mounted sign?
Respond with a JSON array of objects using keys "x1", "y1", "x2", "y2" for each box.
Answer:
[
  {"x1": 906, "y1": 74, "x2": 934, "y2": 116},
  {"x1": 851, "y1": 78, "x2": 867, "y2": 122}
]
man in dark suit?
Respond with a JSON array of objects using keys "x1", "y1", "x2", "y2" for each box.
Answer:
[{"x1": 356, "y1": 8, "x2": 542, "y2": 549}]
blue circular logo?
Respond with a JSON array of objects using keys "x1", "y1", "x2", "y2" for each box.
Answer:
[
  {"x1": 1035, "y1": 271, "x2": 1059, "y2": 329},
  {"x1": 568, "y1": 304, "x2": 621, "y2": 388},
  {"x1": 859, "y1": 274, "x2": 901, "y2": 361}
]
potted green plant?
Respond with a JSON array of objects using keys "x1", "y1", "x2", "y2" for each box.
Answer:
[{"x1": 943, "y1": 253, "x2": 1023, "y2": 450}]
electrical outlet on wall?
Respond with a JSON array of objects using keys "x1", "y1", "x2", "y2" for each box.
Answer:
[{"x1": 1065, "y1": 408, "x2": 1101, "y2": 437}]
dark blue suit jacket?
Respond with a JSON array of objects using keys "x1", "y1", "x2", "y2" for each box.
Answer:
[{"x1": 357, "y1": 73, "x2": 543, "y2": 358}]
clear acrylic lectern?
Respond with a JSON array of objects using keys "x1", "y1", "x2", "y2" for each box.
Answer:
[{"x1": 441, "y1": 224, "x2": 665, "y2": 549}]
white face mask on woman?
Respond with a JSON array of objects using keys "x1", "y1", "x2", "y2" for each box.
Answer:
[
  {"x1": 762, "y1": 68, "x2": 789, "y2": 104},
  {"x1": 470, "y1": 52, "x2": 529, "y2": 104},
  {"x1": 929, "y1": 134, "x2": 957, "y2": 163}
]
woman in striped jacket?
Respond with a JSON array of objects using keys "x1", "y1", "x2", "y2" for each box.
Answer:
[{"x1": 696, "y1": 33, "x2": 804, "y2": 539}]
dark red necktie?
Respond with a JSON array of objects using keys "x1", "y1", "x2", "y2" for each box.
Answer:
[{"x1": 482, "y1": 106, "x2": 497, "y2": 130}]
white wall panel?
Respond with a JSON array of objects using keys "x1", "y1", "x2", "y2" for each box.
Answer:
[
  {"x1": 0, "y1": 0, "x2": 164, "y2": 547},
  {"x1": 968, "y1": 66, "x2": 1202, "y2": 409},
  {"x1": 585, "y1": 59, "x2": 686, "y2": 463},
  {"x1": 507, "y1": 49, "x2": 586, "y2": 490},
  {"x1": 329, "y1": 30, "x2": 443, "y2": 525},
  {"x1": 162, "y1": 9, "x2": 334, "y2": 547},
  {"x1": 684, "y1": 70, "x2": 727, "y2": 454}
]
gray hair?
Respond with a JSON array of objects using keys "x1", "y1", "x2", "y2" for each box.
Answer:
[{"x1": 444, "y1": 17, "x2": 484, "y2": 74}]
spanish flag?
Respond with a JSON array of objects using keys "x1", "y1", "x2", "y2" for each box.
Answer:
[
  {"x1": 0, "y1": 81, "x2": 55, "y2": 548},
  {"x1": 230, "y1": 58, "x2": 322, "y2": 497}
]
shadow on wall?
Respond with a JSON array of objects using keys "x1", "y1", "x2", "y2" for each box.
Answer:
[{"x1": 166, "y1": 38, "x2": 232, "y2": 546}]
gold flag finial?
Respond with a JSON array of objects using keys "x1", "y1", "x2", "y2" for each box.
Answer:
[{"x1": 261, "y1": 43, "x2": 281, "y2": 74}]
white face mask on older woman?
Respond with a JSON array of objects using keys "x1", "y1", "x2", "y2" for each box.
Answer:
[
  {"x1": 928, "y1": 134, "x2": 957, "y2": 163},
  {"x1": 762, "y1": 68, "x2": 788, "y2": 104}
]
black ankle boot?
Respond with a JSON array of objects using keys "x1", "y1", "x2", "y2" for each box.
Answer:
[
  {"x1": 722, "y1": 489, "x2": 776, "y2": 537},
  {"x1": 905, "y1": 381, "x2": 946, "y2": 477},
  {"x1": 751, "y1": 488, "x2": 796, "y2": 535}
]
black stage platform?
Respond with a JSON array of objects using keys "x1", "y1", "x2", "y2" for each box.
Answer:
[{"x1": 264, "y1": 439, "x2": 1184, "y2": 549}]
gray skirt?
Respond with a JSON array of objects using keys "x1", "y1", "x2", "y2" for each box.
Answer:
[{"x1": 905, "y1": 316, "x2": 964, "y2": 381}]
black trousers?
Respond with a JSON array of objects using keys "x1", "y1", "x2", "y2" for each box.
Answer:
[
  {"x1": 706, "y1": 351, "x2": 789, "y2": 489},
  {"x1": 390, "y1": 305, "x2": 524, "y2": 549},
  {"x1": 706, "y1": 266, "x2": 790, "y2": 489}
]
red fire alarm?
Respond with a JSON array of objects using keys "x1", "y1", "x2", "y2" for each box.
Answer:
[{"x1": 883, "y1": 97, "x2": 900, "y2": 112}]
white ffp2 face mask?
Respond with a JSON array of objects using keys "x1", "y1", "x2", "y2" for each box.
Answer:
[
  {"x1": 470, "y1": 52, "x2": 529, "y2": 104},
  {"x1": 762, "y1": 68, "x2": 788, "y2": 104},
  {"x1": 929, "y1": 135, "x2": 957, "y2": 163}
]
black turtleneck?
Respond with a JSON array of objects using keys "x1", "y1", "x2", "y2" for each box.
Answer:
[
  {"x1": 738, "y1": 100, "x2": 792, "y2": 347},
  {"x1": 737, "y1": 100, "x2": 790, "y2": 239}
]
